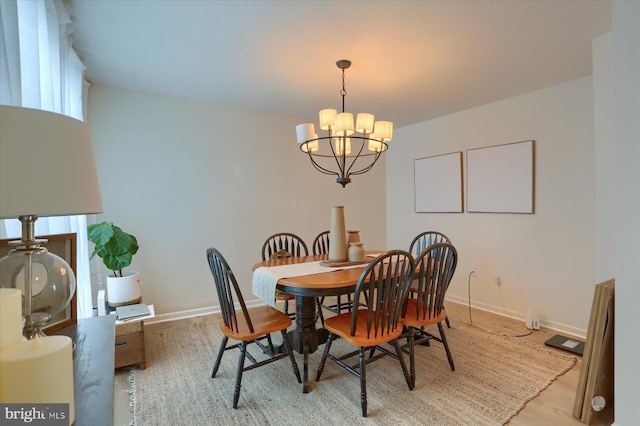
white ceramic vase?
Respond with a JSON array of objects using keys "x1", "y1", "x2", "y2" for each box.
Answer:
[
  {"x1": 329, "y1": 206, "x2": 347, "y2": 262},
  {"x1": 346, "y1": 229, "x2": 361, "y2": 251},
  {"x1": 106, "y1": 271, "x2": 141, "y2": 307},
  {"x1": 348, "y1": 242, "x2": 365, "y2": 262}
]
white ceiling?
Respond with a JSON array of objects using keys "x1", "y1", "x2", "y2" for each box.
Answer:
[{"x1": 69, "y1": 0, "x2": 611, "y2": 128}]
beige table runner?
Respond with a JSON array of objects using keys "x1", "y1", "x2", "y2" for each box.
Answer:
[{"x1": 252, "y1": 261, "x2": 366, "y2": 307}]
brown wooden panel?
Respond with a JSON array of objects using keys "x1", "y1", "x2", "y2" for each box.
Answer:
[
  {"x1": 574, "y1": 279, "x2": 614, "y2": 425},
  {"x1": 115, "y1": 331, "x2": 143, "y2": 369},
  {"x1": 116, "y1": 319, "x2": 143, "y2": 336}
]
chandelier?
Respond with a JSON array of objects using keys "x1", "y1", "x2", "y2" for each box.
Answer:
[{"x1": 296, "y1": 59, "x2": 393, "y2": 187}]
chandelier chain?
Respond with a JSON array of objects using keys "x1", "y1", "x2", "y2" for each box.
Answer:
[{"x1": 340, "y1": 68, "x2": 347, "y2": 113}]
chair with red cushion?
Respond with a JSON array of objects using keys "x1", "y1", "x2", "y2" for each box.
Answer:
[
  {"x1": 316, "y1": 250, "x2": 415, "y2": 417},
  {"x1": 207, "y1": 247, "x2": 301, "y2": 408}
]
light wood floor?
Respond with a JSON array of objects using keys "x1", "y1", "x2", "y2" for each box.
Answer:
[
  {"x1": 445, "y1": 303, "x2": 584, "y2": 426},
  {"x1": 113, "y1": 301, "x2": 585, "y2": 426}
]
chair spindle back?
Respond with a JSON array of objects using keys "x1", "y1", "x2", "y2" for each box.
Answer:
[
  {"x1": 409, "y1": 243, "x2": 458, "y2": 321},
  {"x1": 351, "y1": 250, "x2": 414, "y2": 338},
  {"x1": 206, "y1": 247, "x2": 253, "y2": 334},
  {"x1": 262, "y1": 232, "x2": 309, "y2": 261},
  {"x1": 312, "y1": 230, "x2": 330, "y2": 255},
  {"x1": 408, "y1": 231, "x2": 451, "y2": 256}
]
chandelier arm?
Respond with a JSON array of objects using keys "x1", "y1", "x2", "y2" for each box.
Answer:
[
  {"x1": 329, "y1": 136, "x2": 347, "y2": 177},
  {"x1": 343, "y1": 135, "x2": 368, "y2": 177},
  {"x1": 305, "y1": 149, "x2": 340, "y2": 177},
  {"x1": 347, "y1": 151, "x2": 383, "y2": 176},
  {"x1": 349, "y1": 154, "x2": 380, "y2": 176}
]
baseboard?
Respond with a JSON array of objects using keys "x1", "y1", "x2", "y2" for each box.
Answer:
[
  {"x1": 146, "y1": 296, "x2": 587, "y2": 339},
  {"x1": 143, "y1": 298, "x2": 268, "y2": 325},
  {"x1": 446, "y1": 295, "x2": 587, "y2": 339}
]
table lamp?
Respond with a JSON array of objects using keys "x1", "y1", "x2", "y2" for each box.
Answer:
[{"x1": 0, "y1": 105, "x2": 103, "y2": 339}]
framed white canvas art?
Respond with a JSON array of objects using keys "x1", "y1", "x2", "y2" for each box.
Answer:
[
  {"x1": 414, "y1": 152, "x2": 463, "y2": 213},
  {"x1": 466, "y1": 140, "x2": 535, "y2": 213}
]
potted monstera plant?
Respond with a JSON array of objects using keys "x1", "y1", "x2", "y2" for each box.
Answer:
[{"x1": 88, "y1": 221, "x2": 140, "y2": 307}]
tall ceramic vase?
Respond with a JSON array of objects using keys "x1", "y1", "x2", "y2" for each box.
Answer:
[{"x1": 329, "y1": 206, "x2": 347, "y2": 262}]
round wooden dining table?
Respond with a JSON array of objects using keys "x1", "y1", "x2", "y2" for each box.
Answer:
[{"x1": 252, "y1": 252, "x2": 378, "y2": 393}]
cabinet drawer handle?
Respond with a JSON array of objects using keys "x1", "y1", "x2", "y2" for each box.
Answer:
[{"x1": 115, "y1": 341, "x2": 128, "y2": 347}]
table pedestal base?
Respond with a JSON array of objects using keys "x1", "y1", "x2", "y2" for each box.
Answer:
[
  {"x1": 271, "y1": 295, "x2": 327, "y2": 392},
  {"x1": 289, "y1": 327, "x2": 328, "y2": 353},
  {"x1": 296, "y1": 295, "x2": 325, "y2": 393}
]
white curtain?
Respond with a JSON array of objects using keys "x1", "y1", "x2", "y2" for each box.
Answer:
[{"x1": 0, "y1": 0, "x2": 94, "y2": 318}]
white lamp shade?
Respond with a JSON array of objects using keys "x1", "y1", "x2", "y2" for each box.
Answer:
[
  {"x1": 374, "y1": 120, "x2": 393, "y2": 141},
  {"x1": 335, "y1": 137, "x2": 351, "y2": 155},
  {"x1": 355, "y1": 113, "x2": 375, "y2": 134},
  {"x1": 319, "y1": 109, "x2": 337, "y2": 130},
  {"x1": 0, "y1": 106, "x2": 103, "y2": 218},
  {"x1": 333, "y1": 112, "x2": 354, "y2": 136},
  {"x1": 301, "y1": 134, "x2": 319, "y2": 153},
  {"x1": 296, "y1": 123, "x2": 315, "y2": 143},
  {"x1": 368, "y1": 134, "x2": 384, "y2": 152}
]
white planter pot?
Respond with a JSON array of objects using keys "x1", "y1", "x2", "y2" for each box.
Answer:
[{"x1": 106, "y1": 271, "x2": 141, "y2": 307}]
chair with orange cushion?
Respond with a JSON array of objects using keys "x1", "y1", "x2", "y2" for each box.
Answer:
[
  {"x1": 207, "y1": 247, "x2": 301, "y2": 408},
  {"x1": 311, "y1": 230, "x2": 330, "y2": 256},
  {"x1": 262, "y1": 232, "x2": 325, "y2": 325},
  {"x1": 408, "y1": 231, "x2": 452, "y2": 328},
  {"x1": 316, "y1": 250, "x2": 415, "y2": 417},
  {"x1": 401, "y1": 242, "x2": 458, "y2": 387},
  {"x1": 261, "y1": 232, "x2": 309, "y2": 318},
  {"x1": 408, "y1": 231, "x2": 451, "y2": 255}
]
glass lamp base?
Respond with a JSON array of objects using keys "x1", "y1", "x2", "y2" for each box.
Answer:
[{"x1": 0, "y1": 248, "x2": 76, "y2": 340}]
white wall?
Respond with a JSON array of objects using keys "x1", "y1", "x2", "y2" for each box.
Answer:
[
  {"x1": 387, "y1": 77, "x2": 595, "y2": 336},
  {"x1": 593, "y1": 33, "x2": 615, "y2": 284},
  {"x1": 86, "y1": 85, "x2": 387, "y2": 319},
  {"x1": 613, "y1": 1, "x2": 640, "y2": 423}
]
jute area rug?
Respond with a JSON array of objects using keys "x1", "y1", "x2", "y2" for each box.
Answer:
[{"x1": 131, "y1": 319, "x2": 575, "y2": 425}]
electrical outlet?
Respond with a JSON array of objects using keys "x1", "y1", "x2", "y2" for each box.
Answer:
[
  {"x1": 494, "y1": 271, "x2": 501, "y2": 285},
  {"x1": 470, "y1": 266, "x2": 476, "y2": 277},
  {"x1": 526, "y1": 308, "x2": 540, "y2": 330}
]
